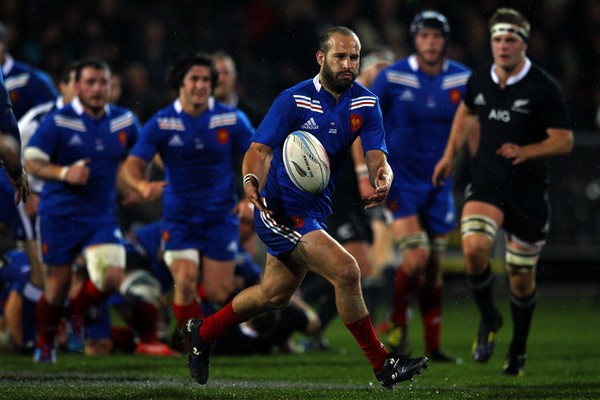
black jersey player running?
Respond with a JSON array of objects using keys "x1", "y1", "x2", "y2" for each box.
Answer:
[{"x1": 432, "y1": 8, "x2": 573, "y2": 376}]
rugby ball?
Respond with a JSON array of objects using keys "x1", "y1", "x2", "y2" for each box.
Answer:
[{"x1": 283, "y1": 130, "x2": 330, "y2": 194}]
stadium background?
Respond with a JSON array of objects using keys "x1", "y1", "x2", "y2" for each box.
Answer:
[{"x1": 1, "y1": 0, "x2": 599, "y2": 279}]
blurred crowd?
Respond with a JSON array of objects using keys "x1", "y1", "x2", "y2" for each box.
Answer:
[{"x1": 1, "y1": 0, "x2": 599, "y2": 130}]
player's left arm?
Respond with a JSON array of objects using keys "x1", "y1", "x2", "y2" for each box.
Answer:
[
  {"x1": 496, "y1": 128, "x2": 573, "y2": 165},
  {"x1": 363, "y1": 149, "x2": 393, "y2": 209}
]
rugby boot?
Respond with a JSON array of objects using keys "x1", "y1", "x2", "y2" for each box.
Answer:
[
  {"x1": 502, "y1": 351, "x2": 526, "y2": 376},
  {"x1": 182, "y1": 318, "x2": 213, "y2": 384},
  {"x1": 472, "y1": 315, "x2": 503, "y2": 362},
  {"x1": 375, "y1": 353, "x2": 428, "y2": 388}
]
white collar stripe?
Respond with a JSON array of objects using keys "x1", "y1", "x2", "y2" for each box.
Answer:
[
  {"x1": 53, "y1": 115, "x2": 86, "y2": 132},
  {"x1": 386, "y1": 71, "x2": 420, "y2": 88}
]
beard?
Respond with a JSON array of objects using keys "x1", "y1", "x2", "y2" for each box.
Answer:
[{"x1": 321, "y1": 60, "x2": 357, "y2": 94}]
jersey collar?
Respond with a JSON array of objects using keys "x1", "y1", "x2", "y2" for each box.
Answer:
[
  {"x1": 312, "y1": 75, "x2": 322, "y2": 91},
  {"x1": 408, "y1": 54, "x2": 449, "y2": 72},
  {"x1": 174, "y1": 97, "x2": 215, "y2": 113},
  {"x1": 491, "y1": 57, "x2": 531, "y2": 86},
  {"x1": 71, "y1": 96, "x2": 111, "y2": 116}
]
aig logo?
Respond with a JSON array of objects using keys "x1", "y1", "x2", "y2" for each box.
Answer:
[{"x1": 488, "y1": 108, "x2": 510, "y2": 122}]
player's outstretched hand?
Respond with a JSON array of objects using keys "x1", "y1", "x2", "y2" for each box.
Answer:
[{"x1": 364, "y1": 167, "x2": 391, "y2": 209}]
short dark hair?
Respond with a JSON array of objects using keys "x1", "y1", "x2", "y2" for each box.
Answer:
[
  {"x1": 59, "y1": 60, "x2": 80, "y2": 84},
  {"x1": 166, "y1": 53, "x2": 218, "y2": 92},
  {"x1": 489, "y1": 8, "x2": 530, "y2": 39},
  {"x1": 75, "y1": 58, "x2": 111, "y2": 82},
  {"x1": 318, "y1": 26, "x2": 359, "y2": 53}
]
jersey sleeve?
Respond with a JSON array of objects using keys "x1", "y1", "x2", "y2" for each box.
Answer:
[
  {"x1": 539, "y1": 75, "x2": 571, "y2": 130},
  {"x1": 25, "y1": 115, "x2": 59, "y2": 161},
  {"x1": 359, "y1": 98, "x2": 387, "y2": 154},
  {"x1": 370, "y1": 70, "x2": 391, "y2": 115},
  {"x1": 130, "y1": 117, "x2": 162, "y2": 162}
]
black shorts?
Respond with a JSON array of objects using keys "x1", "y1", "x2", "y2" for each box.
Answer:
[
  {"x1": 464, "y1": 183, "x2": 550, "y2": 243},
  {"x1": 327, "y1": 208, "x2": 373, "y2": 245}
]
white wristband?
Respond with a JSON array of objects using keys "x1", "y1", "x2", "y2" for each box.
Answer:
[
  {"x1": 243, "y1": 173, "x2": 259, "y2": 187},
  {"x1": 355, "y1": 164, "x2": 369, "y2": 178},
  {"x1": 59, "y1": 166, "x2": 69, "y2": 181}
]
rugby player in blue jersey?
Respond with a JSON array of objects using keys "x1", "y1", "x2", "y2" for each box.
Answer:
[
  {"x1": 182, "y1": 26, "x2": 428, "y2": 388},
  {"x1": 24, "y1": 59, "x2": 141, "y2": 363},
  {"x1": 120, "y1": 54, "x2": 255, "y2": 330},
  {"x1": 370, "y1": 11, "x2": 470, "y2": 363}
]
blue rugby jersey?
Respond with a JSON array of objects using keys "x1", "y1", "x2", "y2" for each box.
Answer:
[
  {"x1": 25, "y1": 97, "x2": 140, "y2": 218},
  {"x1": 371, "y1": 55, "x2": 470, "y2": 189},
  {"x1": 0, "y1": 70, "x2": 21, "y2": 154},
  {"x1": 130, "y1": 98, "x2": 254, "y2": 218},
  {"x1": 254, "y1": 76, "x2": 387, "y2": 221},
  {"x1": 2, "y1": 56, "x2": 58, "y2": 120}
]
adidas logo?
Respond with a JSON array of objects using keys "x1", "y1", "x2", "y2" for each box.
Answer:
[
  {"x1": 168, "y1": 134, "x2": 184, "y2": 146},
  {"x1": 300, "y1": 117, "x2": 319, "y2": 130},
  {"x1": 474, "y1": 93, "x2": 486, "y2": 105},
  {"x1": 68, "y1": 134, "x2": 83, "y2": 146},
  {"x1": 399, "y1": 89, "x2": 414, "y2": 101}
]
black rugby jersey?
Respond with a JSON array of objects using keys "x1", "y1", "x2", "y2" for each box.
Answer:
[{"x1": 464, "y1": 59, "x2": 570, "y2": 191}]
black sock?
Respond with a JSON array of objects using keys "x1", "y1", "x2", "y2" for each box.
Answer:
[
  {"x1": 509, "y1": 290, "x2": 537, "y2": 355},
  {"x1": 467, "y1": 264, "x2": 501, "y2": 328}
]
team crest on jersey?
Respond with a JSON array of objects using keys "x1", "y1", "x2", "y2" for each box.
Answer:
[
  {"x1": 42, "y1": 242, "x2": 48, "y2": 255},
  {"x1": 10, "y1": 92, "x2": 18, "y2": 104},
  {"x1": 217, "y1": 129, "x2": 230, "y2": 144},
  {"x1": 162, "y1": 230, "x2": 170, "y2": 242},
  {"x1": 291, "y1": 215, "x2": 304, "y2": 229},
  {"x1": 449, "y1": 89, "x2": 462, "y2": 104},
  {"x1": 118, "y1": 131, "x2": 127, "y2": 146},
  {"x1": 350, "y1": 114, "x2": 363, "y2": 132}
]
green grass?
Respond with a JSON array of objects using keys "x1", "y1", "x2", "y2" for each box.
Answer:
[{"x1": 1, "y1": 289, "x2": 599, "y2": 399}]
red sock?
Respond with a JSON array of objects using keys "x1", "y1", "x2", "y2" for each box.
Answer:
[
  {"x1": 36, "y1": 295, "x2": 63, "y2": 347},
  {"x1": 133, "y1": 301, "x2": 159, "y2": 342},
  {"x1": 199, "y1": 301, "x2": 245, "y2": 344},
  {"x1": 391, "y1": 267, "x2": 423, "y2": 326},
  {"x1": 70, "y1": 279, "x2": 108, "y2": 314},
  {"x1": 345, "y1": 314, "x2": 388, "y2": 372},
  {"x1": 172, "y1": 301, "x2": 203, "y2": 328},
  {"x1": 419, "y1": 285, "x2": 442, "y2": 352},
  {"x1": 69, "y1": 279, "x2": 108, "y2": 336}
]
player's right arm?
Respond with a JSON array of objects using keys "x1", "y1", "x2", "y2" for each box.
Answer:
[
  {"x1": 120, "y1": 155, "x2": 166, "y2": 202},
  {"x1": 241, "y1": 141, "x2": 273, "y2": 214},
  {"x1": 432, "y1": 101, "x2": 478, "y2": 187}
]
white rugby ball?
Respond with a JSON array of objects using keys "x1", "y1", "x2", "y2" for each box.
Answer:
[{"x1": 283, "y1": 130, "x2": 330, "y2": 194}]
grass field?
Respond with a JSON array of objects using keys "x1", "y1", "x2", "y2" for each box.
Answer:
[{"x1": 1, "y1": 281, "x2": 599, "y2": 399}]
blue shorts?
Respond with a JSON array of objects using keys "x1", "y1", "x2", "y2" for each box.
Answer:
[
  {"x1": 37, "y1": 214, "x2": 124, "y2": 265},
  {"x1": 254, "y1": 206, "x2": 326, "y2": 258},
  {"x1": 162, "y1": 212, "x2": 239, "y2": 262},
  {"x1": 387, "y1": 182, "x2": 456, "y2": 236}
]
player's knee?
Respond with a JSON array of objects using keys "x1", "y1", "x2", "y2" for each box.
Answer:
[
  {"x1": 84, "y1": 244, "x2": 125, "y2": 291},
  {"x1": 335, "y1": 259, "x2": 362, "y2": 289},
  {"x1": 402, "y1": 248, "x2": 429, "y2": 274}
]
